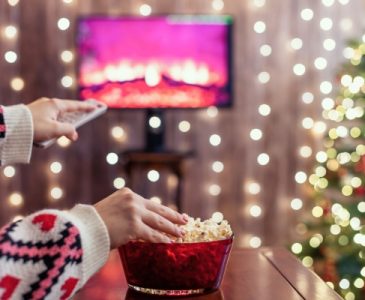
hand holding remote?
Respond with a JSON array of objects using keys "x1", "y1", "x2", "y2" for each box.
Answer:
[{"x1": 28, "y1": 98, "x2": 107, "y2": 148}]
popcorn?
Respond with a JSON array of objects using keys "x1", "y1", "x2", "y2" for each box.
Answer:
[{"x1": 174, "y1": 214, "x2": 232, "y2": 243}]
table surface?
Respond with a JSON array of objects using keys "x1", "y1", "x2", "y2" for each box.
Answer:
[{"x1": 74, "y1": 248, "x2": 342, "y2": 300}]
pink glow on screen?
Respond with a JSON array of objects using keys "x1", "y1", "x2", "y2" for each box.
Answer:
[{"x1": 77, "y1": 16, "x2": 232, "y2": 108}]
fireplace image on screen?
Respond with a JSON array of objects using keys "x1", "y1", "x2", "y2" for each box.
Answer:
[{"x1": 76, "y1": 15, "x2": 233, "y2": 151}]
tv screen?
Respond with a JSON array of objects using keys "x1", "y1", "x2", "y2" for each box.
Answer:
[{"x1": 76, "y1": 15, "x2": 233, "y2": 109}]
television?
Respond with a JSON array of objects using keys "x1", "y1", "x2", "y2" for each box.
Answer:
[{"x1": 76, "y1": 15, "x2": 233, "y2": 150}]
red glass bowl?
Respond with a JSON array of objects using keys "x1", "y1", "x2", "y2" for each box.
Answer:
[{"x1": 118, "y1": 236, "x2": 233, "y2": 296}]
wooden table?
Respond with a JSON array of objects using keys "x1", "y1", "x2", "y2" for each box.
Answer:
[{"x1": 74, "y1": 248, "x2": 342, "y2": 300}]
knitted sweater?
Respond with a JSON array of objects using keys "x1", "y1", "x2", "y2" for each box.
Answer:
[{"x1": 0, "y1": 105, "x2": 110, "y2": 300}]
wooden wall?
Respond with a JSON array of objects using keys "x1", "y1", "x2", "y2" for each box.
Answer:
[{"x1": 0, "y1": 0, "x2": 364, "y2": 247}]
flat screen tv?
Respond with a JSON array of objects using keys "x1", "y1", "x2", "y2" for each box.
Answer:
[{"x1": 76, "y1": 15, "x2": 233, "y2": 109}]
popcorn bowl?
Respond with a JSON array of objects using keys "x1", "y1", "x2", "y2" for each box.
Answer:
[{"x1": 118, "y1": 236, "x2": 233, "y2": 296}]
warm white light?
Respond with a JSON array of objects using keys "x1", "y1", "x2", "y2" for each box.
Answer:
[
  {"x1": 106, "y1": 152, "x2": 119, "y2": 165},
  {"x1": 316, "y1": 151, "x2": 328, "y2": 163},
  {"x1": 111, "y1": 126, "x2": 125, "y2": 141},
  {"x1": 139, "y1": 4, "x2": 152, "y2": 16},
  {"x1": 354, "y1": 278, "x2": 364, "y2": 289},
  {"x1": 250, "y1": 128, "x2": 263, "y2": 141},
  {"x1": 338, "y1": 0, "x2": 350, "y2": 5},
  {"x1": 320, "y1": 18, "x2": 333, "y2": 31},
  {"x1": 301, "y1": 92, "x2": 314, "y2": 104},
  {"x1": 302, "y1": 256, "x2": 314, "y2": 267},
  {"x1": 322, "y1": 0, "x2": 335, "y2": 6},
  {"x1": 212, "y1": 0, "x2": 224, "y2": 11},
  {"x1": 7, "y1": 0, "x2": 19, "y2": 6},
  {"x1": 330, "y1": 224, "x2": 341, "y2": 235},
  {"x1": 57, "y1": 136, "x2": 71, "y2": 147},
  {"x1": 313, "y1": 121, "x2": 327, "y2": 135},
  {"x1": 209, "y1": 184, "x2": 221, "y2": 196},
  {"x1": 343, "y1": 47, "x2": 354, "y2": 59},
  {"x1": 206, "y1": 106, "x2": 218, "y2": 118},
  {"x1": 340, "y1": 18, "x2": 353, "y2": 32},
  {"x1": 257, "y1": 153, "x2": 270, "y2": 165},
  {"x1": 258, "y1": 104, "x2": 271, "y2": 116},
  {"x1": 291, "y1": 38, "x2": 303, "y2": 50},
  {"x1": 291, "y1": 243, "x2": 303, "y2": 254},
  {"x1": 322, "y1": 97, "x2": 335, "y2": 110},
  {"x1": 299, "y1": 146, "x2": 312, "y2": 158},
  {"x1": 9, "y1": 193, "x2": 23, "y2": 206},
  {"x1": 4, "y1": 51, "x2": 17, "y2": 63},
  {"x1": 320, "y1": 81, "x2": 333, "y2": 94},
  {"x1": 147, "y1": 170, "x2": 160, "y2": 182},
  {"x1": 50, "y1": 187, "x2": 63, "y2": 200},
  {"x1": 249, "y1": 236, "x2": 262, "y2": 248},
  {"x1": 209, "y1": 134, "x2": 221, "y2": 146},
  {"x1": 4, "y1": 25, "x2": 17, "y2": 39},
  {"x1": 253, "y1": 21, "x2": 266, "y2": 34},
  {"x1": 245, "y1": 181, "x2": 261, "y2": 195},
  {"x1": 61, "y1": 75, "x2": 73, "y2": 88},
  {"x1": 10, "y1": 77, "x2": 24, "y2": 91},
  {"x1": 302, "y1": 117, "x2": 314, "y2": 129},
  {"x1": 57, "y1": 18, "x2": 70, "y2": 31},
  {"x1": 149, "y1": 116, "x2": 161, "y2": 129},
  {"x1": 291, "y1": 198, "x2": 303, "y2": 210},
  {"x1": 260, "y1": 44, "x2": 272, "y2": 56},
  {"x1": 212, "y1": 212, "x2": 224, "y2": 223},
  {"x1": 60, "y1": 50, "x2": 73, "y2": 63},
  {"x1": 250, "y1": 205, "x2": 262, "y2": 217},
  {"x1": 312, "y1": 206, "x2": 324, "y2": 217},
  {"x1": 339, "y1": 279, "x2": 350, "y2": 289},
  {"x1": 3, "y1": 166, "x2": 15, "y2": 178},
  {"x1": 50, "y1": 161, "x2": 62, "y2": 174},
  {"x1": 212, "y1": 161, "x2": 224, "y2": 173},
  {"x1": 323, "y1": 38, "x2": 336, "y2": 51},
  {"x1": 357, "y1": 202, "x2": 365, "y2": 213},
  {"x1": 253, "y1": 0, "x2": 266, "y2": 7},
  {"x1": 178, "y1": 121, "x2": 191, "y2": 133},
  {"x1": 258, "y1": 71, "x2": 270, "y2": 84},
  {"x1": 293, "y1": 64, "x2": 306, "y2": 76},
  {"x1": 300, "y1": 8, "x2": 314, "y2": 21},
  {"x1": 314, "y1": 57, "x2": 327, "y2": 70},
  {"x1": 113, "y1": 177, "x2": 126, "y2": 189},
  {"x1": 62, "y1": 0, "x2": 73, "y2": 3},
  {"x1": 295, "y1": 171, "x2": 307, "y2": 184}
]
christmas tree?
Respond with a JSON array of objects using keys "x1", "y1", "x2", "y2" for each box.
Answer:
[{"x1": 294, "y1": 39, "x2": 365, "y2": 300}]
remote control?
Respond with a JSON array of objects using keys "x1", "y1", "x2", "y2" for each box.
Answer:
[{"x1": 34, "y1": 99, "x2": 108, "y2": 148}]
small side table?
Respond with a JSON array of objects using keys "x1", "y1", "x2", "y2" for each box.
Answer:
[{"x1": 120, "y1": 150, "x2": 193, "y2": 211}]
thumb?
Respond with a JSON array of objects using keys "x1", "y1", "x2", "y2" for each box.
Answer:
[{"x1": 53, "y1": 122, "x2": 78, "y2": 141}]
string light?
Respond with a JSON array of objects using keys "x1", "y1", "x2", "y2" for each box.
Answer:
[
  {"x1": 253, "y1": 21, "x2": 266, "y2": 34},
  {"x1": 293, "y1": 63, "x2": 306, "y2": 76},
  {"x1": 250, "y1": 128, "x2": 263, "y2": 140},
  {"x1": 212, "y1": 161, "x2": 224, "y2": 173},
  {"x1": 340, "y1": 18, "x2": 353, "y2": 32},
  {"x1": 178, "y1": 121, "x2": 191, "y2": 133},
  {"x1": 113, "y1": 177, "x2": 126, "y2": 189},
  {"x1": 253, "y1": 0, "x2": 266, "y2": 7},
  {"x1": 300, "y1": 8, "x2": 314, "y2": 21},
  {"x1": 322, "y1": 97, "x2": 335, "y2": 110},
  {"x1": 209, "y1": 134, "x2": 221, "y2": 146},
  {"x1": 258, "y1": 104, "x2": 271, "y2": 116},
  {"x1": 147, "y1": 170, "x2": 160, "y2": 182},
  {"x1": 150, "y1": 196, "x2": 162, "y2": 204},
  {"x1": 302, "y1": 256, "x2": 314, "y2": 267},
  {"x1": 343, "y1": 47, "x2": 354, "y2": 59},
  {"x1": 290, "y1": 38, "x2": 303, "y2": 50},
  {"x1": 62, "y1": 0, "x2": 73, "y2": 3},
  {"x1": 249, "y1": 236, "x2": 262, "y2": 248},
  {"x1": 7, "y1": 0, "x2": 19, "y2": 6},
  {"x1": 314, "y1": 57, "x2": 327, "y2": 70},
  {"x1": 139, "y1": 4, "x2": 152, "y2": 16},
  {"x1": 212, "y1": 212, "x2": 224, "y2": 223},
  {"x1": 212, "y1": 0, "x2": 224, "y2": 11},
  {"x1": 50, "y1": 161, "x2": 62, "y2": 174},
  {"x1": 61, "y1": 75, "x2": 73, "y2": 88},
  {"x1": 111, "y1": 126, "x2": 126, "y2": 141},
  {"x1": 50, "y1": 187, "x2": 63, "y2": 200},
  {"x1": 245, "y1": 181, "x2": 261, "y2": 195},
  {"x1": 320, "y1": 81, "x2": 333, "y2": 94},
  {"x1": 299, "y1": 146, "x2": 312, "y2": 158},
  {"x1": 106, "y1": 152, "x2": 119, "y2": 165},
  {"x1": 4, "y1": 25, "x2": 17, "y2": 39},
  {"x1": 257, "y1": 71, "x2": 270, "y2": 84},
  {"x1": 322, "y1": 0, "x2": 335, "y2": 7},
  {"x1": 339, "y1": 279, "x2": 350, "y2": 289},
  {"x1": 4, "y1": 51, "x2": 17, "y2": 63},
  {"x1": 257, "y1": 153, "x2": 270, "y2": 165},
  {"x1": 3, "y1": 166, "x2": 15, "y2": 178},
  {"x1": 206, "y1": 106, "x2": 218, "y2": 118},
  {"x1": 302, "y1": 117, "x2": 314, "y2": 129},
  {"x1": 291, "y1": 243, "x2": 303, "y2": 254},
  {"x1": 10, "y1": 77, "x2": 24, "y2": 91},
  {"x1": 209, "y1": 184, "x2": 221, "y2": 196},
  {"x1": 57, "y1": 18, "x2": 70, "y2": 31},
  {"x1": 291, "y1": 198, "x2": 303, "y2": 210},
  {"x1": 149, "y1": 116, "x2": 161, "y2": 129},
  {"x1": 260, "y1": 44, "x2": 272, "y2": 56},
  {"x1": 295, "y1": 171, "x2": 307, "y2": 184},
  {"x1": 8, "y1": 192, "x2": 23, "y2": 206},
  {"x1": 57, "y1": 136, "x2": 71, "y2": 147},
  {"x1": 323, "y1": 38, "x2": 336, "y2": 51},
  {"x1": 249, "y1": 205, "x2": 262, "y2": 217},
  {"x1": 301, "y1": 92, "x2": 314, "y2": 104},
  {"x1": 338, "y1": 0, "x2": 350, "y2": 5},
  {"x1": 60, "y1": 50, "x2": 74, "y2": 63},
  {"x1": 320, "y1": 18, "x2": 333, "y2": 31}
]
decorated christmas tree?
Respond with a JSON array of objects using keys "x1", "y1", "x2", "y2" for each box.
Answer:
[{"x1": 294, "y1": 39, "x2": 365, "y2": 300}]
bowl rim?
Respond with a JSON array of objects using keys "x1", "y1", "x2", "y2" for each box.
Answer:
[{"x1": 123, "y1": 234, "x2": 234, "y2": 246}]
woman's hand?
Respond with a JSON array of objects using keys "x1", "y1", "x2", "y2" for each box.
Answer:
[
  {"x1": 27, "y1": 97, "x2": 96, "y2": 143},
  {"x1": 94, "y1": 188, "x2": 188, "y2": 249}
]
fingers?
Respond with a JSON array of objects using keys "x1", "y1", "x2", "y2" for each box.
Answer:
[
  {"x1": 142, "y1": 211, "x2": 183, "y2": 238},
  {"x1": 52, "y1": 98, "x2": 96, "y2": 113},
  {"x1": 51, "y1": 121, "x2": 78, "y2": 141},
  {"x1": 145, "y1": 199, "x2": 188, "y2": 225},
  {"x1": 137, "y1": 222, "x2": 172, "y2": 243}
]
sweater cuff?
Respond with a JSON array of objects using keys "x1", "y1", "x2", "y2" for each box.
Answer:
[
  {"x1": 66, "y1": 204, "x2": 110, "y2": 285},
  {"x1": 2, "y1": 104, "x2": 33, "y2": 165}
]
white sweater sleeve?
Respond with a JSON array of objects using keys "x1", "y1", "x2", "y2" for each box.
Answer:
[{"x1": 0, "y1": 104, "x2": 34, "y2": 165}]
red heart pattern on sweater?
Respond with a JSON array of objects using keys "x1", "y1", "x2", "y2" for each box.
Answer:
[
  {"x1": 32, "y1": 214, "x2": 57, "y2": 232},
  {"x1": 60, "y1": 277, "x2": 79, "y2": 300},
  {"x1": 0, "y1": 275, "x2": 20, "y2": 300}
]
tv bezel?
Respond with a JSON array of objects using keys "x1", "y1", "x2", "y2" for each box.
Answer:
[{"x1": 75, "y1": 14, "x2": 234, "y2": 110}]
